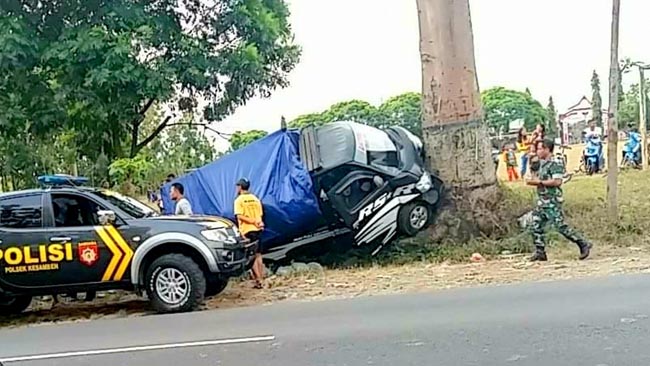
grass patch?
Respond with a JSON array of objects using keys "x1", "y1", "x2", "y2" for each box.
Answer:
[{"x1": 321, "y1": 170, "x2": 650, "y2": 268}]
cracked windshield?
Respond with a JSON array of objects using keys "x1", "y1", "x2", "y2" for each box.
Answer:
[{"x1": 1, "y1": 0, "x2": 649, "y2": 365}]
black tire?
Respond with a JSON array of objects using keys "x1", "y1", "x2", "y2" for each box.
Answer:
[
  {"x1": 145, "y1": 254, "x2": 206, "y2": 314},
  {"x1": 587, "y1": 163, "x2": 595, "y2": 176},
  {"x1": 398, "y1": 201, "x2": 430, "y2": 237},
  {"x1": 0, "y1": 295, "x2": 32, "y2": 316},
  {"x1": 205, "y1": 277, "x2": 229, "y2": 297}
]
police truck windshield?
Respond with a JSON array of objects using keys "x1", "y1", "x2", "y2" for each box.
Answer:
[{"x1": 92, "y1": 191, "x2": 156, "y2": 219}]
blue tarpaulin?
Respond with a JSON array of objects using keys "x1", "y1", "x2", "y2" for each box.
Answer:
[{"x1": 160, "y1": 129, "x2": 324, "y2": 246}]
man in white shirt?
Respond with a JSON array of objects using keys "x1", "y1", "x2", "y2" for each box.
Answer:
[
  {"x1": 171, "y1": 182, "x2": 193, "y2": 215},
  {"x1": 584, "y1": 122, "x2": 603, "y2": 141}
]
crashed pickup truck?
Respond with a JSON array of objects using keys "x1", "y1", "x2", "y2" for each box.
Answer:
[{"x1": 162, "y1": 121, "x2": 444, "y2": 262}]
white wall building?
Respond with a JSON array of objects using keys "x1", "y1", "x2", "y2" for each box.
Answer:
[{"x1": 558, "y1": 96, "x2": 608, "y2": 144}]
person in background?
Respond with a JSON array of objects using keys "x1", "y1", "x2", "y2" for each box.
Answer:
[
  {"x1": 528, "y1": 124, "x2": 546, "y2": 175},
  {"x1": 503, "y1": 143, "x2": 519, "y2": 181},
  {"x1": 516, "y1": 127, "x2": 531, "y2": 177},
  {"x1": 584, "y1": 121, "x2": 603, "y2": 141},
  {"x1": 526, "y1": 139, "x2": 592, "y2": 261},
  {"x1": 234, "y1": 178, "x2": 265, "y2": 289},
  {"x1": 170, "y1": 182, "x2": 193, "y2": 215},
  {"x1": 158, "y1": 173, "x2": 177, "y2": 213}
]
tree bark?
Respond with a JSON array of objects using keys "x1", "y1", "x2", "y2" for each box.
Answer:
[
  {"x1": 606, "y1": 0, "x2": 620, "y2": 219},
  {"x1": 417, "y1": 0, "x2": 499, "y2": 240}
]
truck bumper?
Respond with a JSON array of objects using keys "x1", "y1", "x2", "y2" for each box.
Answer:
[{"x1": 215, "y1": 240, "x2": 258, "y2": 276}]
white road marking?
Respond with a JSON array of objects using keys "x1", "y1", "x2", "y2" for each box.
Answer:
[{"x1": 0, "y1": 335, "x2": 275, "y2": 363}]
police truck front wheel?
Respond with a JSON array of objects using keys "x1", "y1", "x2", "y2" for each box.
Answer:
[
  {"x1": 0, "y1": 294, "x2": 31, "y2": 315},
  {"x1": 205, "y1": 277, "x2": 229, "y2": 297},
  {"x1": 398, "y1": 202, "x2": 430, "y2": 237},
  {"x1": 145, "y1": 254, "x2": 206, "y2": 313}
]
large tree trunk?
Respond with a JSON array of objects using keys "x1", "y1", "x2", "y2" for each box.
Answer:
[
  {"x1": 417, "y1": 0, "x2": 499, "y2": 240},
  {"x1": 606, "y1": 0, "x2": 620, "y2": 219}
]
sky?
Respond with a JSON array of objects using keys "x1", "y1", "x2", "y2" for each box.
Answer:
[{"x1": 210, "y1": 0, "x2": 650, "y2": 150}]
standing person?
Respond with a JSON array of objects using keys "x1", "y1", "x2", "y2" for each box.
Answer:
[
  {"x1": 528, "y1": 124, "x2": 546, "y2": 175},
  {"x1": 158, "y1": 173, "x2": 177, "y2": 213},
  {"x1": 503, "y1": 144, "x2": 519, "y2": 181},
  {"x1": 516, "y1": 127, "x2": 531, "y2": 177},
  {"x1": 234, "y1": 178, "x2": 265, "y2": 289},
  {"x1": 526, "y1": 139, "x2": 592, "y2": 261},
  {"x1": 170, "y1": 182, "x2": 193, "y2": 215}
]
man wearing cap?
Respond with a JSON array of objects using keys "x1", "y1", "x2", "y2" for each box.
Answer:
[{"x1": 234, "y1": 178, "x2": 265, "y2": 288}]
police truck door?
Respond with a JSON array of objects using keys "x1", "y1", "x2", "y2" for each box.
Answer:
[{"x1": 45, "y1": 192, "x2": 120, "y2": 286}]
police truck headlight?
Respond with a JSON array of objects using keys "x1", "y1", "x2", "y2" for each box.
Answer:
[
  {"x1": 415, "y1": 173, "x2": 432, "y2": 193},
  {"x1": 201, "y1": 229, "x2": 235, "y2": 243}
]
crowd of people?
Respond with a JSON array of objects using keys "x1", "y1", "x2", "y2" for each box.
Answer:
[{"x1": 500, "y1": 124, "x2": 547, "y2": 181}]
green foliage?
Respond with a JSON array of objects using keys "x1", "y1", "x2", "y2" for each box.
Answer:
[
  {"x1": 229, "y1": 130, "x2": 269, "y2": 151},
  {"x1": 289, "y1": 113, "x2": 328, "y2": 129},
  {"x1": 109, "y1": 156, "x2": 153, "y2": 194},
  {"x1": 618, "y1": 82, "x2": 650, "y2": 130},
  {"x1": 546, "y1": 97, "x2": 558, "y2": 139},
  {"x1": 376, "y1": 92, "x2": 422, "y2": 136},
  {"x1": 0, "y1": 0, "x2": 300, "y2": 185},
  {"x1": 481, "y1": 87, "x2": 549, "y2": 133},
  {"x1": 288, "y1": 93, "x2": 422, "y2": 136},
  {"x1": 591, "y1": 71, "x2": 603, "y2": 128}
]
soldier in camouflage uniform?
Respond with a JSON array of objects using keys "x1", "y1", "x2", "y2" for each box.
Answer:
[{"x1": 526, "y1": 139, "x2": 592, "y2": 261}]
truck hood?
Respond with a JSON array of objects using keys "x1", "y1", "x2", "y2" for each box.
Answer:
[{"x1": 144, "y1": 215, "x2": 237, "y2": 229}]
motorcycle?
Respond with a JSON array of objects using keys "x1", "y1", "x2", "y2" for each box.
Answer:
[
  {"x1": 582, "y1": 135, "x2": 604, "y2": 175},
  {"x1": 622, "y1": 132, "x2": 642, "y2": 168}
]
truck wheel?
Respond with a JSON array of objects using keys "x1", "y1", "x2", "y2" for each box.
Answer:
[
  {"x1": 145, "y1": 254, "x2": 206, "y2": 314},
  {"x1": 205, "y1": 277, "x2": 229, "y2": 297},
  {"x1": 398, "y1": 201, "x2": 430, "y2": 237},
  {"x1": 0, "y1": 295, "x2": 31, "y2": 315}
]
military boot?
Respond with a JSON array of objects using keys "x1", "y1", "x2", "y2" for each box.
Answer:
[
  {"x1": 529, "y1": 249, "x2": 548, "y2": 262},
  {"x1": 578, "y1": 242, "x2": 592, "y2": 260}
]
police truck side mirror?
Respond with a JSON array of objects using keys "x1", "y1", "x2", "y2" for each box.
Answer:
[
  {"x1": 373, "y1": 176, "x2": 384, "y2": 188},
  {"x1": 97, "y1": 210, "x2": 116, "y2": 226}
]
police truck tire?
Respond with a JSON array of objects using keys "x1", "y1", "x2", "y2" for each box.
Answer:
[
  {"x1": 145, "y1": 254, "x2": 206, "y2": 314},
  {"x1": 0, "y1": 295, "x2": 32, "y2": 315},
  {"x1": 398, "y1": 202, "x2": 430, "y2": 237},
  {"x1": 205, "y1": 277, "x2": 229, "y2": 297}
]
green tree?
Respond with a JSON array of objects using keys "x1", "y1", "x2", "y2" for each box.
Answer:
[
  {"x1": 288, "y1": 113, "x2": 327, "y2": 129},
  {"x1": 229, "y1": 130, "x2": 269, "y2": 151},
  {"x1": 619, "y1": 82, "x2": 650, "y2": 130},
  {"x1": 320, "y1": 100, "x2": 380, "y2": 124},
  {"x1": 375, "y1": 92, "x2": 422, "y2": 136},
  {"x1": 481, "y1": 87, "x2": 549, "y2": 133},
  {"x1": 591, "y1": 71, "x2": 603, "y2": 128},
  {"x1": 0, "y1": 0, "x2": 300, "y2": 165},
  {"x1": 546, "y1": 96, "x2": 558, "y2": 138}
]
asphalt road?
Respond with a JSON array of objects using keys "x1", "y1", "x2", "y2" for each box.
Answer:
[{"x1": 2, "y1": 274, "x2": 650, "y2": 366}]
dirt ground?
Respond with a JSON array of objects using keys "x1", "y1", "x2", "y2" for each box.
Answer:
[{"x1": 4, "y1": 244, "x2": 650, "y2": 329}]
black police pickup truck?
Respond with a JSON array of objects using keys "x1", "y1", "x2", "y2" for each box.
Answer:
[{"x1": 0, "y1": 176, "x2": 255, "y2": 314}]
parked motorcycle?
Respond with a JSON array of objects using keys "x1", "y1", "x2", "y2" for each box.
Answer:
[
  {"x1": 582, "y1": 135, "x2": 604, "y2": 175},
  {"x1": 622, "y1": 131, "x2": 642, "y2": 168}
]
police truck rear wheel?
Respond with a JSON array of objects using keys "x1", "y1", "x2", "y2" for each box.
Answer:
[
  {"x1": 145, "y1": 254, "x2": 206, "y2": 313},
  {"x1": 399, "y1": 202, "x2": 430, "y2": 236},
  {"x1": 0, "y1": 295, "x2": 31, "y2": 315}
]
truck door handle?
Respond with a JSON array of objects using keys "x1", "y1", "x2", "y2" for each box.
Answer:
[{"x1": 50, "y1": 237, "x2": 72, "y2": 242}]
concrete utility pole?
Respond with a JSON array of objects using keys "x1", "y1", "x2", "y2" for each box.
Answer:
[{"x1": 606, "y1": 0, "x2": 621, "y2": 219}]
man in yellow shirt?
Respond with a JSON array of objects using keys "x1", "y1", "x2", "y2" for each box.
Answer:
[{"x1": 234, "y1": 178, "x2": 265, "y2": 288}]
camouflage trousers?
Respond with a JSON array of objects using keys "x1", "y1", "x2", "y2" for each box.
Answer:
[{"x1": 531, "y1": 204, "x2": 587, "y2": 249}]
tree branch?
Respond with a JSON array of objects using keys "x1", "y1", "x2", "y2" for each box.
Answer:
[
  {"x1": 133, "y1": 115, "x2": 172, "y2": 157},
  {"x1": 130, "y1": 98, "x2": 157, "y2": 157},
  {"x1": 132, "y1": 119, "x2": 232, "y2": 157}
]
